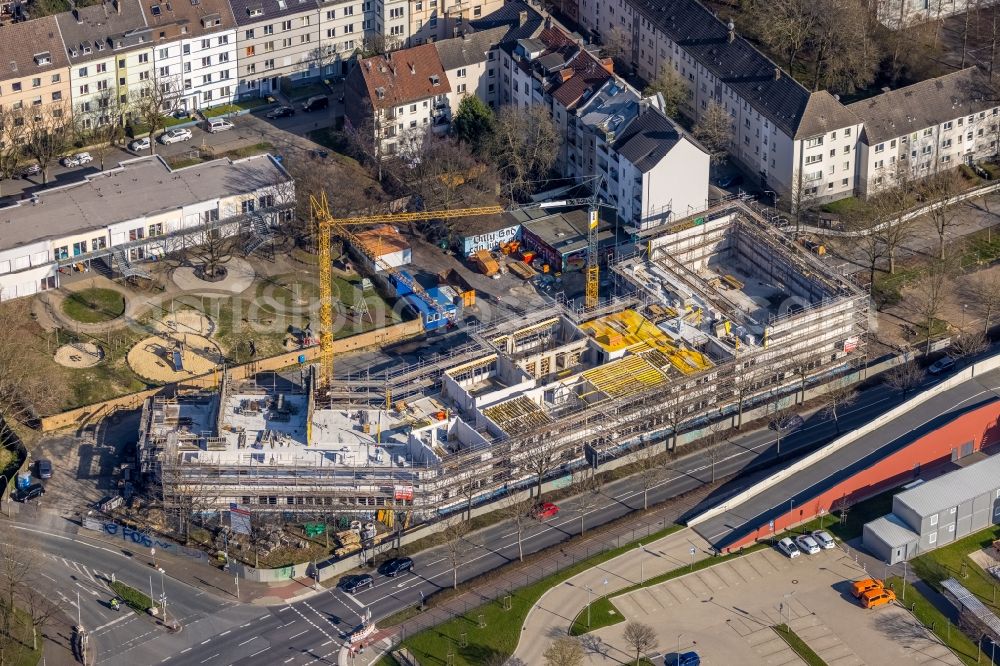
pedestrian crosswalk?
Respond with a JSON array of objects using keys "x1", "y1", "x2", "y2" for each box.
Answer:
[{"x1": 42, "y1": 551, "x2": 108, "y2": 586}]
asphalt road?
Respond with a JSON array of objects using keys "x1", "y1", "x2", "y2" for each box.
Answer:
[
  {"x1": 693, "y1": 367, "x2": 1000, "y2": 549},
  {"x1": 148, "y1": 366, "x2": 981, "y2": 666}
]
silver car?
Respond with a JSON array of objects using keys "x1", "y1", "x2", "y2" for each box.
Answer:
[
  {"x1": 160, "y1": 128, "x2": 193, "y2": 144},
  {"x1": 777, "y1": 537, "x2": 800, "y2": 558},
  {"x1": 795, "y1": 534, "x2": 821, "y2": 555},
  {"x1": 811, "y1": 530, "x2": 836, "y2": 549}
]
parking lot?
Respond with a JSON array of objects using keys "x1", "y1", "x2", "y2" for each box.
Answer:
[{"x1": 590, "y1": 546, "x2": 961, "y2": 666}]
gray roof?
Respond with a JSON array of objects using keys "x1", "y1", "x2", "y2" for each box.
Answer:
[
  {"x1": 0, "y1": 154, "x2": 290, "y2": 252},
  {"x1": 864, "y1": 514, "x2": 919, "y2": 548},
  {"x1": 627, "y1": 0, "x2": 859, "y2": 139},
  {"x1": 56, "y1": 0, "x2": 150, "y2": 64},
  {"x1": 613, "y1": 106, "x2": 705, "y2": 173},
  {"x1": 896, "y1": 453, "x2": 1000, "y2": 517},
  {"x1": 226, "y1": 0, "x2": 319, "y2": 28},
  {"x1": 522, "y1": 208, "x2": 614, "y2": 255},
  {"x1": 434, "y1": 26, "x2": 507, "y2": 71},
  {"x1": 941, "y1": 579, "x2": 1000, "y2": 637},
  {"x1": 467, "y1": 1, "x2": 544, "y2": 45},
  {"x1": 848, "y1": 67, "x2": 995, "y2": 145},
  {"x1": 578, "y1": 79, "x2": 641, "y2": 133}
]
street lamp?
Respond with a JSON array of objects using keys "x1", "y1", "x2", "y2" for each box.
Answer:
[
  {"x1": 676, "y1": 633, "x2": 683, "y2": 666},
  {"x1": 586, "y1": 585, "x2": 593, "y2": 627},
  {"x1": 639, "y1": 543, "x2": 645, "y2": 585},
  {"x1": 157, "y1": 567, "x2": 168, "y2": 628}
]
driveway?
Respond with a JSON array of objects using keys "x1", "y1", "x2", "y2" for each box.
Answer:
[{"x1": 587, "y1": 547, "x2": 961, "y2": 666}]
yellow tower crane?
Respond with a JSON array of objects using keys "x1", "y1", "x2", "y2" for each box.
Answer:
[{"x1": 309, "y1": 193, "x2": 605, "y2": 389}]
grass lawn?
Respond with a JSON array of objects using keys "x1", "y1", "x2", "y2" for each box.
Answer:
[
  {"x1": 286, "y1": 82, "x2": 328, "y2": 100},
  {"x1": 819, "y1": 197, "x2": 863, "y2": 217},
  {"x1": 202, "y1": 104, "x2": 241, "y2": 118},
  {"x1": 910, "y1": 524, "x2": 1000, "y2": 616},
  {"x1": 887, "y1": 576, "x2": 980, "y2": 665},
  {"x1": 395, "y1": 525, "x2": 682, "y2": 666},
  {"x1": 569, "y1": 543, "x2": 769, "y2": 635},
  {"x1": 773, "y1": 624, "x2": 827, "y2": 666},
  {"x1": 61, "y1": 288, "x2": 126, "y2": 323},
  {"x1": 110, "y1": 580, "x2": 155, "y2": 613},
  {"x1": 1, "y1": 607, "x2": 43, "y2": 666}
]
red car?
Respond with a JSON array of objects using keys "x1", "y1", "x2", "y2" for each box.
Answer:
[{"x1": 534, "y1": 502, "x2": 560, "y2": 520}]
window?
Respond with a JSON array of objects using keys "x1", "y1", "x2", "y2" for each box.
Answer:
[
  {"x1": 148, "y1": 223, "x2": 163, "y2": 237},
  {"x1": 390, "y1": 6, "x2": 403, "y2": 17},
  {"x1": 950, "y1": 506, "x2": 957, "y2": 514},
  {"x1": 246, "y1": 63, "x2": 256, "y2": 74},
  {"x1": 218, "y1": 35, "x2": 229, "y2": 45},
  {"x1": 265, "y1": 41, "x2": 274, "y2": 52},
  {"x1": 241, "y1": 200, "x2": 256, "y2": 214},
  {"x1": 246, "y1": 46, "x2": 256, "y2": 57},
  {"x1": 201, "y1": 57, "x2": 212, "y2": 67},
  {"x1": 158, "y1": 47, "x2": 169, "y2": 59},
  {"x1": 942, "y1": 139, "x2": 953, "y2": 148},
  {"x1": 138, "y1": 53, "x2": 149, "y2": 63},
  {"x1": 264, "y1": 59, "x2": 275, "y2": 70},
  {"x1": 183, "y1": 45, "x2": 191, "y2": 55},
  {"x1": 51, "y1": 91, "x2": 61, "y2": 101},
  {"x1": 804, "y1": 154, "x2": 821, "y2": 165},
  {"x1": 10, "y1": 82, "x2": 20, "y2": 92},
  {"x1": 457, "y1": 83, "x2": 466, "y2": 93},
  {"x1": 457, "y1": 68, "x2": 466, "y2": 77},
  {"x1": 72, "y1": 241, "x2": 87, "y2": 256},
  {"x1": 924, "y1": 128, "x2": 933, "y2": 136},
  {"x1": 300, "y1": 15, "x2": 310, "y2": 26},
  {"x1": 219, "y1": 52, "x2": 229, "y2": 63},
  {"x1": 202, "y1": 73, "x2": 213, "y2": 84},
  {"x1": 930, "y1": 514, "x2": 939, "y2": 526},
  {"x1": 944, "y1": 121, "x2": 953, "y2": 130},
  {"x1": 128, "y1": 227, "x2": 145, "y2": 242},
  {"x1": 929, "y1": 533, "x2": 937, "y2": 544},
  {"x1": 79, "y1": 84, "x2": 89, "y2": 95},
  {"x1": 264, "y1": 24, "x2": 274, "y2": 35},
  {"x1": 201, "y1": 38, "x2": 210, "y2": 49},
  {"x1": 282, "y1": 19, "x2": 292, "y2": 30},
  {"x1": 78, "y1": 67, "x2": 89, "y2": 78},
  {"x1": 220, "y1": 69, "x2": 230, "y2": 80},
  {"x1": 245, "y1": 29, "x2": 255, "y2": 39},
  {"x1": 92, "y1": 237, "x2": 107, "y2": 250},
  {"x1": 325, "y1": 9, "x2": 335, "y2": 18},
  {"x1": 875, "y1": 143, "x2": 884, "y2": 153},
  {"x1": 474, "y1": 4, "x2": 481, "y2": 15},
  {"x1": 327, "y1": 28, "x2": 336, "y2": 37},
  {"x1": 390, "y1": 25, "x2": 404, "y2": 35},
  {"x1": 300, "y1": 34, "x2": 311, "y2": 43},
  {"x1": 184, "y1": 79, "x2": 192, "y2": 90},
  {"x1": 51, "y1": 73, "x2": 61, "y2": 84},
  {"x1": 344, "y1": 5, "x2": 353, "y2": 14}
]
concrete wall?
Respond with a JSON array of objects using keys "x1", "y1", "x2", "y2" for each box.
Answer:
[
  {"x1": 39, "y1": 318, "x2": 423, "y2": 431},
  {"x1": 719, "y1": 391, "x2": 1000, "y2": 550}
]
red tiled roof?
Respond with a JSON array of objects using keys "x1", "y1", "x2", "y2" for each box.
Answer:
[
  {"x1": 355, "y1": 44, "x2": 451, "y2": 110},
  {"x1": 535, "y1": 26, "x2": 612, "y2": 110}
]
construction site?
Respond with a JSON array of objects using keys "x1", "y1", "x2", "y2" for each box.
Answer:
[{"x1": 138, "y1": 199, "x2": 869, "y2": 548}]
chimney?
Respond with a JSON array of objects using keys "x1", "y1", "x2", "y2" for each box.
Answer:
[
  {"x1": 600, "y1": 57, "x2": 614, "y2": 74},
  {"x1": 518, "y1": 9, "x2": 527, "y2": 26},
  {"x1": 408, "y1": 62, "x2": 415, "y2": 74},
  {"x1": 544, "y1": 15, "x2": 551, "y2": 29},
  {"x1": 727, "y1": 19, "x2": 735, "y2": 43},
  {"x1": 115, "y1": 0, "x2": 121, "y2": 14},
  {"x1": 773, "y1": 67, "x2": 780, "y2": 81},
  {"x1": 559, "y1": 68, "x2": 573, "y2": 82}
]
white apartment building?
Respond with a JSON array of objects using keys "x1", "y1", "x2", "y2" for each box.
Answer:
[
  {"x1": 849, "y1": 68, "x2": 1000, "y2": 195},
  {"x1": 433, "y1": 25, "x2": 505, "y2": 111},
  {"x1": 408, "y1": 0, "x2": 502, "y2": 45},
  {"x1": 57, "y1": 0, "x2": 149, "y2": 127},
  {"x1": 578, "y1": 0, "x2": 862, "y2": 205},
  {"x1": 571, "y1": 79, "x2": 709, "y2": 228},
  {"x1": 345, "y1": 44, "x2": 451, "y2": 157},
  {"x1": 0, "y1": 155, "x2": 293, "y2": 301},
  {"x1": 876, "y1": 0, "x2": 987, "y2": 28},
  {"x1": 144, "y1": 0, "x2": 238, "y2": 111},
  {"x1": 229, "y1": 0, "x2": 321, "y2": 98}
]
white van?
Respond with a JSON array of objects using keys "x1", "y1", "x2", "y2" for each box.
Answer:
[{"x1": 206, "y1": 118, "x2": 234, "y2": 133}]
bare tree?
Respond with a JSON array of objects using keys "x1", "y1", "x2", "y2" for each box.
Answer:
[
  {"x1": 950, "y1": 329, "x2": 988, "y2": 360},
  {"x1": 600, "y1": 25, "x2": 632, "y2": 73},
  {"x1": 188, "y1": 229, "x2": 236, "y2": 280},
  {"x1": 822, "y1": 378, "x2": 857, "y2": 434},
  {"x1": 643, "y1": 67, "x2": 688, "y2": 118},
  {"x1": 129, "y1": 75, "x2": 182, "y2": 153},
  {"x1": 24, "y1": 102, "x2": 77, "y2": 184},
  {"x1": 0, "y1": 107, "x2": 28, "y2": 194},
  {"x1": 630, "y1": 445, "x2": 664, "y2": 510},
  {"x1": 575, "y1": 474, "x2": 603, "y2": 535},
  {"x1": 693, "y1": 101, "x2": 732, "y2": 165},
  {"x1": 82, "y1": 87, "x2": 131, "y2": 171},
  {"x1": 623, "y1": 621, "x2": 657, "y2": 665},
  {"x1": 806, "y1": 0, "x2": 880, "y2": 94},
  {"x1": 882, "y1": 359, "x2": 925, "y2": 398},
  {"x1": 924, "y1": 172, "x2": 963, "y2": 260},
  {"x1": 912, "y1": 261, "x2": 951, "y2": 353},
  {"x1": 731, "y1": 363, "x2": 761, "y2": 430},
  {"x1": 748, "y1": 0, "x2": 818, "y2": 74},
  {"x1": 20, "y1": 585, "x2": 55, "y2": 651},
  {"x1": 768, "y1": 400, "x2": 797, "y2": 457},
  {"x1": 486, "y1": 105, "x2": 560, "y2": 201},
  {"x1": 701, "y1": 423, "x2": 729, "y2": 483},
  {"x1": 543, "y1": 636, "x2": 585, "y2": 666},
  {"x1": 965, "y1": 271, "x2": 1000, "y2": 334},
  {"x1": 843, "y1": 205, "x2": 885, "y2": 289},
  {"x1": 442, "y1": 516, "x2": 471, "y2": 590},
  {"x1": 522, "y1": 442, "x2": 558, "y2": 498},
  {"x1": 501, "y1": 490, "x2": 536, "y2": 562}
]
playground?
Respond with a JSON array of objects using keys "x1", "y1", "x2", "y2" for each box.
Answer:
[{"x1": 126, "y1": 333, "x2": 224, "y2": 383}]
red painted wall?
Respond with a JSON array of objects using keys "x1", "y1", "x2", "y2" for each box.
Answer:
[{"x1": 728, "y1": 400, "x2": 1000, "y2": 549}]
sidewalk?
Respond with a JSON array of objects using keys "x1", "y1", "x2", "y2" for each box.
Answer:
[{"x1": 512, "y1": 528, "x2": 714, "y2": 665}]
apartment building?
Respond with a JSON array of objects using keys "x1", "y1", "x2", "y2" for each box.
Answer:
[
  {"x1": 433, "y1": 25, "x2": 504, "y2": 110},
  {"x1": 408, "y1": 0, "x2": 502, "y2": 45},
  {"x1": 143, "y1": 0, "x2": 238, "y2": 111},
  {"x1": 578, "y1": 0, "x2": 862, "y2": 205},
  {"x1": 876, "y1": 0, "x2": 983, "y2": 28},
  {"x1": 57, "y1": 0, "x2": 149, "y2": 128},
  {"x1": 0, "y1": 154, "x2": 292, "y2": 301},
  {"x1": 229, "y1": 0, "x2": 321, "y2": 98},
  {"x1": 0, "y1": 17, "x2": 72, "y2": 118},
  {"x1": 345, "y1": 44, "x2": 451, "y2": 157},
  {"x1": 849, "y1": 68, "x2": 1000, "y2": 195}
]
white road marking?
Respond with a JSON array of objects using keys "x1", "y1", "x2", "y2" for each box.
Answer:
[
  {"x1": 237, "y1": 637, "x2": 257, "y2": 646},
  {"x1": 93, "y1": 613, "x2": 133, "y2": 632},
  {"x1": 249, "y1": 648, "x2": 270, "y2": 657},
  {"x1": 181, "y1": 647, "x2": 193, "y2": 654},
  {"x1": 199, "y1": 654, "x2": 219, "y2": 664},
  {"x1": 278, "y1": 606, "x2": 292, "y2": 612},
  {"x1": 341, "y1": 591, "x2": 366, "y2": 609},
  {"x1": 201, "y1": 639, "x2": 212, "y2": 644},
  {"x1": 288, "y1": 630, "x2": 308, "y2": 640},
  {"x1": 219, "y1": 630, "x2": 231, "y2": 636}
]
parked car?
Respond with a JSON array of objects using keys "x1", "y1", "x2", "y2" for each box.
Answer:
[
  {"x1": 160, "y1": 128, "x2": 193, "y2": 144},
  {"x1": 19, "y1": 163, "x2": 41, "y2": 178},
  {"x1": 850, "y1": 578, "x2": 884, "y2": 599},
  {"x1": 811, "y1": 530, "x2": 835, "y2": 549},
  {"x1": 302, "y1": 95, "x2": 329, "y2": 112},
  {"x1": 860, "y1": 587, "x2": 896, "y2": 609},
  {"x1": 382, "y1": 557, "x2": 414, "y2": 577},
  {"x1": 928, "y1": 356, "x2": 956, "y2": 375},
  {"x1": 768, "y1": 413, "x2": 804, "y2": 434},
  {"x1": 776, "y1": 537, "x2": 800, "y2": 558},
  {"x1": 341, "y1": 574, "x2": 374, "y2": 594},
  {"x1": 534, "y1": 501, "x2": 560, "y2": 520},
  {"x1": 206, "y1": 117, "x2": 234, "y2": 133},
  {"x1": 35, "y1": 459, "x2": 52, "y2": 479},
  {"x1": 129, "y1": 137, "x2": 151, "y2": 152},
  {"x1": 794, "y1": 534, "x2": 821, "y2": 555},
  {"x1": 12, "y1": 483, "x2": 44, "y2": 502},
  {"x1": 61, "y1": 152, "x2": 93, "y2": 167},
  {"x1": 266, "y1": 105, "x2": 295, "y2": 119},
  {"x1": 666, "y1": 652, "x2": 701, "y2": 666}
]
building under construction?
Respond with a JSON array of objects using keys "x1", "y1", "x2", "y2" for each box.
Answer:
[{"x1": 140, "y1": 199, "x2": 868, "y2": 530}]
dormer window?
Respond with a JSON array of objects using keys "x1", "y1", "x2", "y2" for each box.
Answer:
[
  {"x1": 430, "y1": 74, "x2": 439, "y2": 86},
  {"x1": 33, "y1": 52, "x2": 51, "y2": 66},
  {"x1": 376, "y1": 87, "x2": 385, "y2": 99},
  {"x1": 151, "y1": 3, "x2": 161, "y2": 15},
  {"x1": 248, "y1": 5, "x2": 263, "y2": 16}
]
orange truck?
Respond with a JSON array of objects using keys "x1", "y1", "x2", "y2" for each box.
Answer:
[
  {"x1": 471, "y1": 249, "x2": 500, "y2": 277},
  {"x1": 860, "y1": 587, "x2": 896, "y2": 609},
  {"x1": 850, "y1": 578, "x2": 884, "y2": 598}
]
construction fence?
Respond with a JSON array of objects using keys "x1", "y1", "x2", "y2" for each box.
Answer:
[{"x1": 39, "y1": 318, "x2": 423, "y2": 432}]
